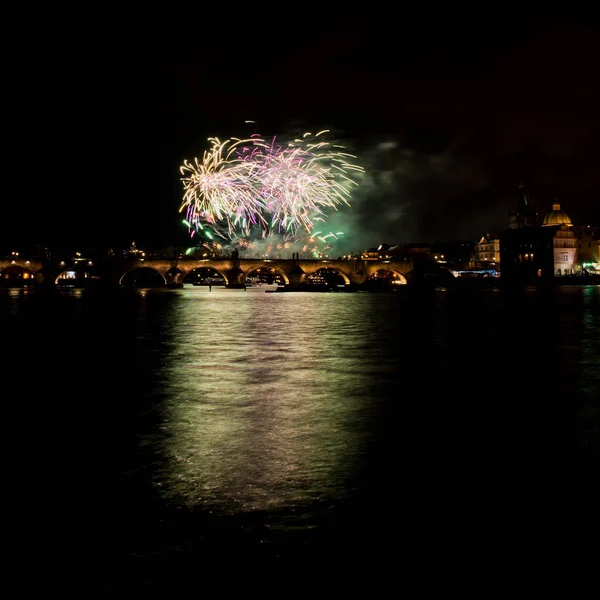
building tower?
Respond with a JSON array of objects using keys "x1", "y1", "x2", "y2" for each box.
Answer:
[
  {"x1": 508, "y1": 183, "x2": 538, "y2": 229},
  {"x1": 542, "y1": 201, "x2": 578, "y2": 275}
]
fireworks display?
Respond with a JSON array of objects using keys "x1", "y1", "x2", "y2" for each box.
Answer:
[
  {"x1": 179, "y1": 130, "x2": 364, "y2": 257},
  {"x1": 179, "y1": 135, "x2": 268, "y2": 240}
]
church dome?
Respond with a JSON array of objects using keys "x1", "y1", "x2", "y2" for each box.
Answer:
[{"x1": 542, "y1": 203, "x2": 572, "y2": 227}]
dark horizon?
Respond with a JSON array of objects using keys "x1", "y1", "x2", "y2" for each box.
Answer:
[{"x1": 3, "y1": 11, "x2": 599, "y2": 256}]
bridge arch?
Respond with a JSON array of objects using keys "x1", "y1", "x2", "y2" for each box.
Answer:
[
  {"x1": 0, "y1": 264, "x2": 37, "y2": 285},
  {"x1": 243, "y1": 266, "x2": 289, "y2": 285},
  {"x1": 182, "y1": 266, "x2": 228, "y2": 285},
  {"x1": 54, "y1": 263, "x2": 102, "y2": 285},
  {"x1": 120, "y1": 266, "x2": 167, "y2": 287},
  {"x1": 304, "y1": 266, "x2": 350, "y2": 285},
  {"x1": 368, "y1": 268, "x2": 407, "y2": 285}
]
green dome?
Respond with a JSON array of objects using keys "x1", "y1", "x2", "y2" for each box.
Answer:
[{"x1": 542, "y1": 203, "x2": 572, "y2": 227}]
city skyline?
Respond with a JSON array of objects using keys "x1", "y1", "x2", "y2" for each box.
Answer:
[{"x1": 2, "y1": 182, "x2": 595, "y2": 259}]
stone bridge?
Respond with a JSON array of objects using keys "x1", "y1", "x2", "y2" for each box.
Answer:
[
  {"x1": 0, "y1": 257, "x2": 417, "y2": 287},
  {"x1": 0, "y1": 258, "x2": 45, "y2": 284}
]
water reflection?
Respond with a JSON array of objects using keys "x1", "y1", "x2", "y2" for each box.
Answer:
[
  {"x1": 2, "y1": 284, "x2": 598, "y2": 585},
  {"x1": 119, "y1": 284, "x2": 600, "y2": 528},
  {"x1": 579, "y1": 286, "x2": 600, "y2": 456},
  {"x1": 151, "y1": 293, "x2": 377, "y2": 514}
]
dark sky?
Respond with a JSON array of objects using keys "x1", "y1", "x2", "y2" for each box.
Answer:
[{"x1": 4, "y1": 9, "x2": 599, "y2": 255}]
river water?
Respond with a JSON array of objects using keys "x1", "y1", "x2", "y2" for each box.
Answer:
[{"x1": 1, "y1": 284, "x2": 598, "y2": 589}]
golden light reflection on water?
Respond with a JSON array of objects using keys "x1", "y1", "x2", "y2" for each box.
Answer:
[{"x1": 150, "y1": 290, "x2": 380, "y2": 514}]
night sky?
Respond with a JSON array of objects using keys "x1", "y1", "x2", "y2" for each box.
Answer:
[{"x1": 4, "y1": 9, "x2": 599, "y2": 256}]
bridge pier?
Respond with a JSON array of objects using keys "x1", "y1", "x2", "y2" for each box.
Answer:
[
  {"x1": 227, "y1": 267, "x2": 243, "y2": 286},
  {"x1": 286, "y1": 266, "x2": 306, "y2": 289},
  {"x1": 166, "y1": 269, "x2": 183, "y2": 286}
]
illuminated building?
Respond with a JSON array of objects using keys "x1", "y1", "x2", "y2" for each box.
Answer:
[
  {"x1": 475, "y1": 233, "x2": 501, "y2": 267},
  {"x1": 541, "y1": 203, "x2": 578, "y2": 275},
  {"x1": 361, "y1": 246, "x2": 389, "y2": 260},
  {"x1": 361, "y1": 244, "x2": 408, "y2": 261},
  {"x1": 124, "y1": 241, "x2": 146, "y2": 259},
  {"x1": 501, "y1": 201, "x2": 593, "y2": 280}
]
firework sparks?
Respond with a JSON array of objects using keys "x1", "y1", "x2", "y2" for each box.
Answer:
[
  {"x1": 249, "y1": 131, "x2": 364, "y2": 236},
  {"x1": 179, "y1": 129, "x2": 364, "y2": 253},
  {"x1": 179, "y1": 136, "x2": 268, "y2": 239}
]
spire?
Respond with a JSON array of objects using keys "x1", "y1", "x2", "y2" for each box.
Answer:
[
  {"x1": 508, "y1": 183, "x2": 538, "y2": 229},
  {"x1": 518, "y1": 182, "x2": 530, "y2": 210}
]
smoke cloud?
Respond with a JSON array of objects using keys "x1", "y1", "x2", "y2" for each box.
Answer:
[{"x1": 296, "y1": 134, "x2": 496, "y2": 256}]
